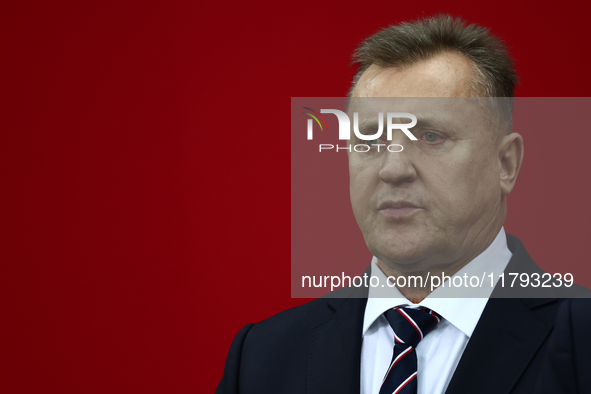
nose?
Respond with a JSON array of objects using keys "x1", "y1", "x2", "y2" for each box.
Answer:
[{"x1": 378, "y1": 146, "x2": 417, "y2": 185}]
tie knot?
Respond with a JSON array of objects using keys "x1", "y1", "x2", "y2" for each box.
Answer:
[{"x1": 384, "y1": 307, "x2": 441, "y2": 347}]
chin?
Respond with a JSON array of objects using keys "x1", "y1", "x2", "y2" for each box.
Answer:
[
  {"x1": 371, "y1": 244, "x2": 428, "y2": 266},
  {"x1": 368, "y1": 234, "x2": 440, "y2": 270},
  {"x1": 377, "y1": 252, "x2": 426, "y2": 268}
]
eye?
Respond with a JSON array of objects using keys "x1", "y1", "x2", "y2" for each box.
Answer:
[
  {"x1": 366, "y1": 138, "x2": 385, "y2": 146},
  {"x1": 419, "y1": 131, "x2": 445, "y2": 144},
  {"x1": 424, "y1": 132, "x2": 439, "y2": 142}
]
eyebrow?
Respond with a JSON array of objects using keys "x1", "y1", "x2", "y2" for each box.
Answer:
[
  {"x1": 355, "y1": 116, "x2": 453, "y2": 134},
  {"x1": 414, "y1": 118, "x2": 450, "y2": 131}
]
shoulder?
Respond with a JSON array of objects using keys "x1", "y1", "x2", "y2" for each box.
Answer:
[
  {"x1": 554, "y1": 298, "x2": 591, "y2": 340},
  {"x1": 500, "y1": 234, "x2": 591, "y2": 298},
  {"x1": 215, "y1": 298, "x2": 328, "y2": 394},
  {"x1": 533, "y1": 298, "x2": 591, "y2": 393},
  {"x1": 216, "y1": 290, "x2": 366, "y2": 394},
  {"x1": 244, "y1": 297, "x2": 333, "y2": 339},
  {"x1": 244, "y1": 287, "x2": 366, "y2": 343}
]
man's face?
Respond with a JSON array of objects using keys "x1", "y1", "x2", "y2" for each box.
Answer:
[{"x1": 349, "y1": 52, "x2": 507, "y2": 274}]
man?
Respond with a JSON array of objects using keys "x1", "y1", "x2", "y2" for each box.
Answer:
[{"x1": 217, "y1": 15, "x2": 589, "y2": 394}]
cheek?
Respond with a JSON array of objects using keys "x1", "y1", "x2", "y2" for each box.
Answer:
[
  {"x1": 350, "y1": 176, "x2": 369, "y2": 216},
  {"x1": 349, "y1": 167, "x2": 377, "y2": 223},
  {"x1": 427, "y1": 150, "x2": 499, "y2": 215}
]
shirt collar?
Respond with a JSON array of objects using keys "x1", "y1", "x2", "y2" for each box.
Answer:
[{"x1": 363, "y1": 228, "x2": 512, "y2": 337}]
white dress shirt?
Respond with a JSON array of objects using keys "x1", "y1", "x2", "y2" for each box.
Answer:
[{"x1": 361, "y1": 228, "x2": 513, "y2": 394}]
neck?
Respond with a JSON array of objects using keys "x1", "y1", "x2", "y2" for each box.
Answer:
[{"x1": 377, "y1": 265, "x2": 442, "y2": 303}]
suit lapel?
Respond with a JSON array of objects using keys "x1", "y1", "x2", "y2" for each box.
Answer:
[
  {"x1": 445, "y1": 297, "x2": 555, "y2": 394},
  {"x1": 445, "y1": 235, "x2": 558, "y2": 394},
  {"x1": 307, "y1": 295, "x2": 367, "y2": 394}
]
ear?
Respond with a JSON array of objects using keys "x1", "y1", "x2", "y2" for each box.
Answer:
[{"x1": 498, "y1": 132, "x2": 524, "y2": 196}]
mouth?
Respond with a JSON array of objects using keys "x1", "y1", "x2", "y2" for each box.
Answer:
[{"x1": 377, "y1": 201, "x2": 422, "y2": 219}]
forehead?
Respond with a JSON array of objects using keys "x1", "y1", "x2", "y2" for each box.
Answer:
[
  {"x1": 352, "y1": 52, "x2": 476, "y2": 98},
  {"x1": 349, "y1": 53, "x2": 494, "y2": 137}
]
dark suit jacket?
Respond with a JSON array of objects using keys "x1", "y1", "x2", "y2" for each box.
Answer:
[{"x1": 216, "y1": 235, "x2": 591, "y2": 394}]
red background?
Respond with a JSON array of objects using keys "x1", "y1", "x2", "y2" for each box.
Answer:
[{"x1": 2, "y1": 1, "x2": 590, "y2": 392}]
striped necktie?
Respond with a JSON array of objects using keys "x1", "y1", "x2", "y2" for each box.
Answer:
[{"x1": 379, "y1": 307, "x2": 441, "y2": 394}]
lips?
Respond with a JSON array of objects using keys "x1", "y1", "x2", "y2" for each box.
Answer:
[
  {"x1": 378, "y1": 201, "x2": 421, "y2": 219},
  {"x1": 378, "y1": 201, "x2": 419, "y2": 210}
]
